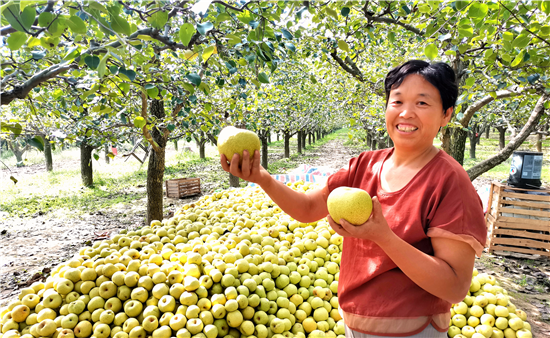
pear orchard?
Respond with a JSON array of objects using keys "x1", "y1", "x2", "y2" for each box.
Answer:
[{"x1": 0, "y1": 182, "x2": 532, "y2": 338}]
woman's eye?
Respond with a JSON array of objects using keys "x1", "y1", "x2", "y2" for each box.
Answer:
[
  {"x1": 393, "y1": 101, "x2": 401, "y2": 104},
  {"x1": 418, "y1": 101, "x2": 427, "y2": 105}
]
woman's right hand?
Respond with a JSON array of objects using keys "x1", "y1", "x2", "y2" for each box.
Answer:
[{"x1": 220, "y1": 150, "x2": 267, "y2": 185}]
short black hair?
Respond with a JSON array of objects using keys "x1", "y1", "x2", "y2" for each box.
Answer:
[{"x1": 384, "y1": 60, "x2": 458, "y2": 113}]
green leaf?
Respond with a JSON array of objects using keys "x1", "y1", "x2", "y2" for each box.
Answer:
[
  {"x1": 98, "y1": 53, "x2": 110, "y2": 78},
  {"x1": 455, "y1": 1, "x2": 470, "y2": 11},
  {"x1": 458, "y1": 26, "x2": 473, "y2": 37},
  {"x1": 326, "y1": 7, "x2": 338, "y2": 20},
  {"x1": 4, "y1": 4, "x2": 26, "y2": 32},
  {"x1": 502, "y1": 31, "x2": 514, "y2": 41},
  {"x1": 341, "y1": 7, "x2": 350, "y2": 17},
  {"x1": 38, "y1": 12, "x2": 54, "y2": 27},
  {"x1": 89, "y1": 2, "x2": 108, "y2": 13},
  {"x1": 7, "y1": 31, "x2": 27, "y2": 50},
  {"x1": 202, "y1": 45, "x2": 215, "y2": 61},
  {"x1": 511, "y1": 50, "x2": 524, "y2": 67},
  {"x1": 464, "y1": 77, "x2": 475, "y2": 88},
  {"x1": 20, "y1": 5, "x2": 35, "y2": 30},
  {"x1": 134, "y1": 116, "x2": 146, "y2": 128},
  {"x1": 468, "y1": 2, "x2": 488, "y2": 19},
  {"x1": 281, "y1": 28, "x2": 293, "y2": 40},
  {"x1": 149, "y1": 11, "x2": 168, "y2": 30},
  {"x1": 511, "y1": 34, "x2": 530, "y2": 49},
  {"x1": 63, "y1": 46, "x2": 80, "y2": 61},
  {"x1": 84, "y1": 55, "x2": 100, "y2": 70},
  {"x1": 186, "y1": 73, "x2": 201, "y2": 86},
  {"x1": 167, "y1": 124, "x2": 176, "y2": 132},
  {"x1": 541, "y1": 1, "x2": 550, "y2": 14},
  {"x1": 120, "y1": 83, "x2": 130, "y2": 93},
  {"x1": 197, "y1": 22, "x2": 213, "y2": 36},
  {"x1": 10, "y1": 176, "x2": 18, "y2": 184},
  {"x1": 93, "y1": 153, "x2": 99, "y2": 161},
  {"x1": 424, "y1": 43, "x2": 438, "y2": 60},
  {"x1": 216, "y1": 13, "x2": 231, "y2": 23},
  {"x1": 110, "y1": 14, "x2": 131, "y2": 36},
  {"x1": 258, "y1": 72, "x2": 269, "y2": 84},
  {"x1": 146, "y1": 86, "x2": 159, "y2": 98},
  {"x1": 28, "y1": 136, "x2": 44, "y2": 152},
  {"x1": 284, "y1": 42, "x2": 296, "y2": 53},
  {"x1": 310, "y1": 75, "x2": 317, "y2": 84},
  {"x1": 118, "y1": 68, "x2": 136, "y2": 81},
  {"x1": 388, "y1": 32, "x2": 395, "y2": 43},
  {"x1": 226, "y1": 34, "x2": 241, "y2": 46},
  {"x1": 337, "y1": 39, "x2": 350, "y2": 53},
  {"x1": 66, "y1": 16, "x2": 87, "y2": 34},
  {"x1": 179, "y1": 23, "x2": 195, "y2": 47}
]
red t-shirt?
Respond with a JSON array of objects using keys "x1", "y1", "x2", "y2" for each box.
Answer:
[{"x1": 327, "y1": 148, "x2": 487, "y2": 336}]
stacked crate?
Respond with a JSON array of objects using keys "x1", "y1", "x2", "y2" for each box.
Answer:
[{"x1": 485, "y1": 182, "x2": 550, "y2": 258}]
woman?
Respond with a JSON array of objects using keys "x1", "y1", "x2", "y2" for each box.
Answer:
[{"x1": 220, "y1": 60, "x2": 487, "y2": 337}]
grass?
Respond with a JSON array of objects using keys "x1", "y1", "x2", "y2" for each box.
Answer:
[{"x1": 0, "y1": 131, "x2": 346, "y2": 219}]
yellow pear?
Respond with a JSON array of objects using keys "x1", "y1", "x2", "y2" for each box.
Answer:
[
  {"x1": 217, "y1": 126, "x2": 261, "y2": 165},
  {"x1": 327, "y1": 187, "x2": 372, "y2": 225}
]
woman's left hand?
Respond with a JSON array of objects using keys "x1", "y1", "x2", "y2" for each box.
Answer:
[{"x1": 327, "y1": 196, "x2": 393, "y2": 245}]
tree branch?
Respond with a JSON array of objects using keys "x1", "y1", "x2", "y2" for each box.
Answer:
[
  {"x1": 329, "y1": 50, "x2": 364, "y2": 82},
  {"x1": 467, "y1": 93, "x2": 549, "y2": 180},
  {"x1": 459, "y1": 89, "x2": 524, "y2": 128},
  {"x1": 362, "y1": 8, "x2": 423, "y2": 36},
  {"x1": 1, "y1": 63, "x2": 76, "y2": 105}
]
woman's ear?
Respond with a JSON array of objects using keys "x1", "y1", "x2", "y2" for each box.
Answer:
[{"x1": 442, "y1": 107, "x2": 454, "y2": 126}]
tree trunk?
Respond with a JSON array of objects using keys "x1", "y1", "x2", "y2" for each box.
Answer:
[
  {"x1": 312, "y1": 132, "x2": 316, "y2": 144},
  {"x1": 261, "y1": 135, "x2": 268, "y2": 169},
  {"x1": 467, "y1": 94, "x2": 548, "y2": 181},
  {"x1": 267, "y1": 131, "x2": 271, "y2": 144},
  {"x1": 147, "y1": 99, "x2": 167, "y2": 224},
  {"x1": 536, "y1": 133, "x2": 542, "y2": 153},
  {"x1": 43, "y1": 137, "x2": 53, "y2": 171},
  {"x1": 284, "y1": 133, "x2": 290, "y2": 158},
  {"x1": 199, "y1": 141, "x2": 205, "y2": 159},
  {"x1": 440, "y1": 127, "x2": 451, "y2": 155},
  {"x1": 372, "y1": 139, "x2": 377, "y2": 150},
  {"x1": 80, "y1": 142, "x2": 94, "y2": 187},
  {"x1": 450, "y1": 128, "x2": 468, "y2": 165},
  {"x1": 485, "y1": 127, "x2": 490, "y2": 139},
  {"x1": 366, "y1": 132, "x2": 372, "y2": 149},
  {"x1": 229, "y1": 173, "x2": 240, "y2": 187},
  {"x1": 277, "y1": 133, "x2": 280, "y2": 142},
  {"x1": 496, "y1": 126, "x2": 506, "y2": 150},
  {"x1": 308, "y1": 133, "x2": 312, "y2": 145},
  {"x1": 104, "y1": 143, "x2": 110, "y2": 164},
  {"x1": 174, "y1": 140, "x2": 178, "y2": 151},
  {"x1": 8, "y1": 141, "x2": 26, "y2": 167},
  {"x1": 302, "y1": 132, "x2": 307, "y2": 149},
  {"x1": 469, "y1": 133, "x2": 477, "y2": 159},
  {"x1": 297, "y1": 131, "x2": 302, "y2": 154}
]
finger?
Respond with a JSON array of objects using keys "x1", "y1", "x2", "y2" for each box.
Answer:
[
  {"x1": 229, "y1": 153, "x2": 241, "y2": 176},
  {"x1": 220, "y1": 154, "x2": 230, "y2": 172},
  {"x1": 241, "y1": 150, "x2": 250, "y2": 176},
  {"x1": 338, "y1": 218, "x2": 357, "y2": 234},
  {"x1": 370, "y1": 196, "x2": 383, "y2": 219},
  {"x1": 327, "y1": 216, "x2": 352, "y2": 237}
]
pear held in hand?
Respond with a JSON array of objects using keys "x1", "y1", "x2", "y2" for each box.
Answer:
[
  {"x1": 217, "y1": 126, "x2": 261, "y2": 165},
  {"x1": 327, "y1": 187, "x2": 373, "y2": 225}
]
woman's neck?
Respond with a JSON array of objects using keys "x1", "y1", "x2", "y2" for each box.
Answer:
[{"x1": 391, "y1": 145, "x2": 439, "y2": 168}]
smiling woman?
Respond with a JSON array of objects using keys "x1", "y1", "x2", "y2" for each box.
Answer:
[{"x1": 222, "y1": 60, "x2": 488, "y2": 337}]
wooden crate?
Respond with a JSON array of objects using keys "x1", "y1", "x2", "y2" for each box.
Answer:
[
  {"x1": 485, "y1": 182, "x2": 550, "y2": 258},
  {"x1": 165, "y1": 178, "x2": 201, "y2": 198}
]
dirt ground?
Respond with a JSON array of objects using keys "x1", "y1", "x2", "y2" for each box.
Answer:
[{"x1": 1, "y1": 139, "x2": 549, "y2": 336}]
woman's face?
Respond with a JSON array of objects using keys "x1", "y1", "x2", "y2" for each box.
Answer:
[{"x1": 385, "y1": 74, "x2": 452, "y2": 153}]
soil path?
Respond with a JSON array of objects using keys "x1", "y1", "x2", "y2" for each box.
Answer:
[{"x1": 0, "y1": 138, "x2": 549, "y2": 335}]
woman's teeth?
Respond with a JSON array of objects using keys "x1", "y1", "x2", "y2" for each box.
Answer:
[{"x1": 397, "y1": 125, "x2": 418, "y2": 131}]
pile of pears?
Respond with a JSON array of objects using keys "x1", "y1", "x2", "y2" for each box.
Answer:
[
  {"x1": 448, "y1": 270, "x2": 532, "y2": 338},
  {"x1": 0, "y1": 182, "x2": 532, "y2": 338},
  {"x1": 1, "y1": 183, "x2": 344, "y2": 338}
]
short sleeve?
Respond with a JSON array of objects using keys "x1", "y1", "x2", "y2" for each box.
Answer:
[
  {"x1": 327, "y1": 156, "x2": 359, "y2": 193},
  {"x1": 426, "y1": 171, "x2": 487, "y2": 257}
]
